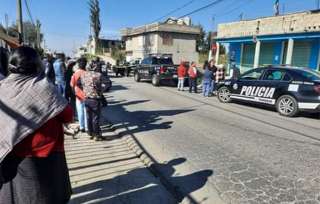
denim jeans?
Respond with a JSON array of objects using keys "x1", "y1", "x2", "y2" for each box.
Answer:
[
  {"x1": 177, "y1": 77, "x2": 184, "y2": 90},
  {"x1": 189, "y1": 78, "x2": 197, "y2": 93},
  {"x1": 55, "y1": 82, "x2": 66, "y2": 97},
  {"x1": 203, "y1": 80, "x2": 211, "y2": 96},
  {"x1": 209, "y1": 80, "x2": 215, "y2": 94},
  {"x1": 85, "y1": 98, "x2": 101, "y2": 137},
  {"x1": 76, "y1": 98, "x2": 87, "y2": 130}
]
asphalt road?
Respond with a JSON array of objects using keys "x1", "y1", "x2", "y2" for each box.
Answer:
[{"x1": 105, "y1": 77, "x2": 320, "y2": 204}]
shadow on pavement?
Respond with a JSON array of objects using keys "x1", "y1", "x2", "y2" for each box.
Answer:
[
  {"x1": 70, "y1": 157, "x2": 213, "y2": 204},
  {"x1": 101, "y1": 99, "x2": 194, "y2": 138}
]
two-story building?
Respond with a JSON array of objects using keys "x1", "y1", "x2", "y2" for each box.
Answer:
[
  {"x1": 215, "y1": 10, "x2": 320, "y2": 73},
  {"x1": 121, "y1": 17, "x2": 201, "y2": 64}
]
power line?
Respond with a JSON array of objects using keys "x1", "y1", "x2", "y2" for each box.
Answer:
[
  {"x1": 213, "y1": 0, "x2": 253, "y2": 19},
  {"x1": 178, "y1": 0, "x2": 228, "y2": 18},
  {"x1": 151, "y1": 0, "x2": 195, "y2": 22},
  {"x1": 24, "y1": 0, "x2": 35, "y2": 25}
]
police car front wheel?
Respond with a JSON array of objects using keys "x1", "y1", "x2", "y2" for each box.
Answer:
[
  {"x1": 276, "y1": 95, "x2": 299, "y2": 117},
  {"x1": 218, "y1": 87, "x2": 232, "y2": 103}
]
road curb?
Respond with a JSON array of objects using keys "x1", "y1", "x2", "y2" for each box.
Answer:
[{"x1": 109, "y1": 126, "x2": 224, "y2": 204}]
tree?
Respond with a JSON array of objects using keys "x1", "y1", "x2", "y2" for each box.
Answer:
[
  {"x1": 196, "y1": 24, "x2": 206, "y2": 52},
  {"x1": 89, "y1": 0, "x2": 101, "y2": 54}
]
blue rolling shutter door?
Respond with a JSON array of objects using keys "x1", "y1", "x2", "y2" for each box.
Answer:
[
  {"x1": 292, "y1": 41, "x2": 311, "y2": 67},
  {"x1": 241, "y1": 44, "x2": 255, "y2": 72},
  {"x1": 259, "y1": 43, "x2": 274, "y2": 66}
]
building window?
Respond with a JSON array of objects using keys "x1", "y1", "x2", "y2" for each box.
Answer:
[{"x1": 162, "y1": 33, "x2": 173, "y2": 46}]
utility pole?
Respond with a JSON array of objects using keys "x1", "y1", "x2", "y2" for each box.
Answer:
[
  {"x1": 4, "y1": 14, "x2": 9, "y2": 48},
  {"x1": 17, "y1": 0, "x2": 23, "y2": 44}
]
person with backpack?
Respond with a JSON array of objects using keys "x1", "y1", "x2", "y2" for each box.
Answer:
[
  {"x1": 70, "y1": 57, "x2": 87, "y2": 133},
  {"x1": 188, "y1": 62, "x2": 198, "y2": 93},
  {"x1": 177, "y1": 61, "x2": 187, "y2": 91}
]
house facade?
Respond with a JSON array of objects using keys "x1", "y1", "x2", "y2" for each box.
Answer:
[
  {"x1": 215, "y1": 10, "x2": 320, "y2": 73},
  {"x1": 121, "y1": 17, "x2": 201, "y2": 64}
]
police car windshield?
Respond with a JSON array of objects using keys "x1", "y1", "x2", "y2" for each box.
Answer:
[{"x1": 294, "y1": 69, "x2": 320, "y2": 81}]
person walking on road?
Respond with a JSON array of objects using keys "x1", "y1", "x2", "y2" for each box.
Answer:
[
  {"x1": 177, "y1": 61, "x2": 187, "y2": 91},
  {"x1": 202, "y1": 61, "x2": 213, "y2": 97},
  {"x1": 70, "y1": 57, "x2": 87, "y2": 133},
  {"x1": 80, "y1": 60, "x2": 109, "y2": 141},
  {"x1": 188, "y1": 62, "x2": 198, "y2": 93},
  {"x1": 53, "y1": 53, "x2": 66, "y2": 97},
  {"x1": 0, "y1": 46, "x2": 72, "y2": 204}
]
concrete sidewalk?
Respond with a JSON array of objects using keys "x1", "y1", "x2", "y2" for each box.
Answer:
[{"x1": 65, "y1": 131, "x2": 176, "y2": 204}]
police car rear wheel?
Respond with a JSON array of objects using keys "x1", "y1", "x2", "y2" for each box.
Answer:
[
  {"x1": 276, "y1": 95, "x2": 299, "y2": 117},
  {"x1": 152, "y1": 75, "x2": 160, "y2": 86},
  {"x1": 218, "y1": 87, "x2": 232, "y2": 103},
  {"x1": 134, "y1": 73, "x2": 140, "y2": 82}
]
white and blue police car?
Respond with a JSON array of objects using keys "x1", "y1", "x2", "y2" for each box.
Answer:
[{"x1": 217, "y1": 66, "x2": 320, "y2": 117}]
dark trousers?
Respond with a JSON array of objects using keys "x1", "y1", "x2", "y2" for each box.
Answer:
[
  {"x1": 189, "y1": 78, "x2": 197, "y2": 93},
  {"x1": 84, "y1": 98, "x2": 101, "y2": 137}
]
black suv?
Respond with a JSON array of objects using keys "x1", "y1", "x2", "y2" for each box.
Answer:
[
  {"x1": 217, "y1": 66, "x2": 320, "y2": 117},
  {"x1": 134, "y1": 56, "x2": 178, "y2": 86}
]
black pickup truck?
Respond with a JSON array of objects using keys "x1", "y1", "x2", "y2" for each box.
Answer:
[{"x1": 133, "y1": 56, "x2": 178, "y2": 86}]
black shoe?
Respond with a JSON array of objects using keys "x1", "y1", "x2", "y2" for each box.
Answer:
[{"x1": 80, "y1": 129, "x2": 85, "y2": 133}]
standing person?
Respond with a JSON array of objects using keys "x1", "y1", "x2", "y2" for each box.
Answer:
[
  {"x1": 65, "y1": 59, "x2": 76, "y2": 104},
  {"x1": 70, "y1": 57, "x2": 87, "y2": 133},
  {"x1": 0, "y1": 46, "x2": 72, "y2": 204},
  {"x1": 53, "y1": 53, "x2": 66, "y2": 97},
  {"x1": 0, "y1": 47, "x2": 8, "y2": 80},
  {"x1": 202, "y1": 61, "x2": 213, "y2": 97},
  {"x1": 216, "y1": 64, "x2": 226, "y2": 83},
  {"x1": 43, "y1": 53, "x2": 55, "y2": 83},
  {"x1": 80, "y1": 61, "x2": 109, "y2": 141},
  {"x1": 209, "y1": 59, "x2": 217, "y2": 95},
  {"x1": 188, "y1": 62, "x2": 198, "y2": 93},
  {"x1": 177, "y1": 61, "x2": 187, "y2": 91}
]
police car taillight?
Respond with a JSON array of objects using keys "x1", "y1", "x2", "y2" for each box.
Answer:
[{"x1": 314, "y1": 85, "x2": 320, "y2": 94}]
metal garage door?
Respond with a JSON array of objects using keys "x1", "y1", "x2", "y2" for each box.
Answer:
[
  {"x1": 259, "y1": 42, "x2": 274, "y2": 66},
  {"x1": 292, "y1": 41, "x2": 311, "y2": 67},
  {"x1": 241, "y1": 43, "x2": 255, "y2": 72}
]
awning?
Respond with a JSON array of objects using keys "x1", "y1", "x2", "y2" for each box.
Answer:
[{"x1": 0, "y1": 31, "x2": 20, "y2": 48}]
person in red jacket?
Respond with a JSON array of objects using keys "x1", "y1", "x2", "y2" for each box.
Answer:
[
  {"x1": 0, "y1": 47, "x2": 73, "y2": 204},
  {"x1": 188, "y1": 62, "x2": 198, "y2": 93},
  {"x1": 177, "y1": 61, "x2": 187, "y2": 91}
]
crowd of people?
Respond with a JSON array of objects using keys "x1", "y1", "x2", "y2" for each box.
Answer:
[
  {"x1": 177, "y1": 59, "x2": 231, "y2": 97},
  {"x1": 0, "y1": 46, "x2": 110, "y2": 203}
]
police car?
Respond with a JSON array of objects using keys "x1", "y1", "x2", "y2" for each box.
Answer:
[{"x1": 217, "y1": 66, "x2": 320, "y2": 117}]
